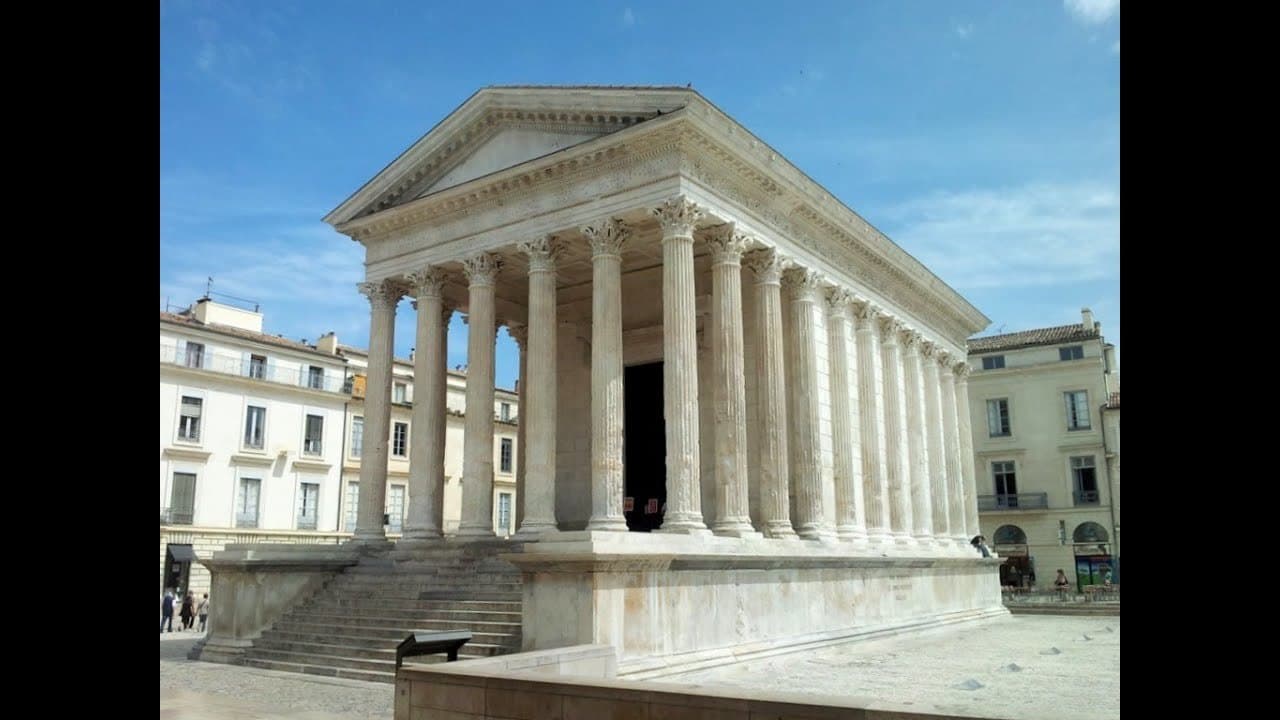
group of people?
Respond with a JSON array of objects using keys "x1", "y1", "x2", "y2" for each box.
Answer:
[{"x1": 160, "y1": 589, "x2": 208, "y2": 633}]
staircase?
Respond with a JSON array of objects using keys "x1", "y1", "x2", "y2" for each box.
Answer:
[{"x1": 241, "y1": 541, "x2": 525, "y2": 683}]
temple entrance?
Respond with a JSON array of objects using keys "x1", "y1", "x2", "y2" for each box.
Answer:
[{"x1": 623, "y1": 362, "x2": 666, "y2": 531}]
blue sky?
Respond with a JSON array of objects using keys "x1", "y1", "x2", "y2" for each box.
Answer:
[{"x1": 160, "y1": 0, "x2": 1120, "y2": 390}]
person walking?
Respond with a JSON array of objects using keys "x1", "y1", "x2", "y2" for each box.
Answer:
[
  {"x1": 197, "y1": 593, "x2": 210, "y2": 633},
  {"x1": 160, "y1": 589, "x2": 175, "y2": 633},
  {"x1": 179, "y1": 591, "x2": 196, "y2": 631}
]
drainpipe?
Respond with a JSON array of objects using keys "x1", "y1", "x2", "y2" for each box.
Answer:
[
  {"x1": 1098, "y1": 402, "x2": 1118, "y2": 569},
  {"x1": 335, "y1": 367, "x2": 350, "y2": 545}
]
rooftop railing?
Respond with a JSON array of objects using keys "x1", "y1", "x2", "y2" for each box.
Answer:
[
  {"x1": 977, "y1": 492, "x2": 1049, "y2": 511},
  {"x1": 160, "y1": 343, "x2": 347, "y2": 393}
]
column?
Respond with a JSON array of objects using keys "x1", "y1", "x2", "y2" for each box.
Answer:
[
  {"x1": 783, "y1": 267, "x2": 829, "y2": 540},
  {"x1": 653, "y1": 196, "x2": 709, "y2": 534},
  {"x1": 922, "y1": 342, "x2": 952, "y2": 549},
  {"x1": 515, "y1": 235, "x2": 560, "y2": 537},
  {"x1": 401, "y1": 267, "x2": 450, "y2": 544},
  {"x1": 456, "y1": 252, "x2": 501, "y2": 538},
  {"x1": 703, "y1": 223, "x2": 757, "y2": 537},
  {"x1": 901, "y1": 330, "x2": 934, "y2": 547},
  {"x1": 879, "y1": 317, "x2": 913, "y2": 545},
  {"x1": 826, "y1": 289, "x2": 868, "y2": 544},
  {"x1": 508, "y1": 322, "x2": 529, "y2": 534},
  {"x1": 939, "y1": 355, "x2": 967, "y2": 546},
  {"x1": 744, "y1": 249, "x2": 796, "y2": 539},
  {"x1": 852, "y1": 302, "x2": 891, "y2": 545},
  {"x1": 353, "y1": 278, "x2": 407, "y2": 546},
  {"x1": 582, "y1": 218, "x2": 629, "y2": 532},
  {"x1": 955, "y1": 363, "x2": 981, "y2": 539}
]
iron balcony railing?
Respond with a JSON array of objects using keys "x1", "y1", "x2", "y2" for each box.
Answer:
[
  {"x1": 1074, "y1": 490, "x2": 1101, "y2": 505},
  {"x1": 977, "y1": 492, "x2": 1049, "y2": 511},
  {"x1": 160, "y1": 342, "x2": 347, "y2": 393},
  {"x1": 160, "y1": 507, "x2": 194, "y2": 525}
]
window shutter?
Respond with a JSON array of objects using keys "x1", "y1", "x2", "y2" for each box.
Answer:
[
  {"x1": 200, "y1": 345, "x2": 211, "y2": 369},
  {"x1": 267, "y1": 359, "x2": 278, "y2": 383},
  {"x1": 175, "y1": 340, "x2": 186, "y2": 365},
  {"x1": 241, "y1": 352, "x2": 251, "y2": 376},
  {"x1": 299, "y1": 364, "x2": 308, "y2": 387}
]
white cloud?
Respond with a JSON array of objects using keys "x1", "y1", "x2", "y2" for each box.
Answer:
[
  {"x1": 879, "y1": 182, "x2": 1120, "y2": 291},
  {"x1": 955, "y1": 23, "x2": 974, "y2": 39},
  {"x1": 622, "y1": 8, "x2": 635, "y2": 27},
  {"x1": 1064, "y1": 0, "x2": 1119, "y2": 25}
]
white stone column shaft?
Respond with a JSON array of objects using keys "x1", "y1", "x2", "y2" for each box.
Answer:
[
  {"x1": 745, "y1": 250, "x2": 796, "y2": 539},
  {"x1": 509, "y1": 322, "x2": 528, "y2": 533},
  {"x1": 955, "y1": 364, "x2": 981, "y2": 538},
  {"x1": 705, "y1": 224, "x2": 756, "y2": 537},
  {"x1": 827, "y1": 290, "x2": 867, "y2": 543},
  {"x1": 879, "y1": 317, "x2": 913, "y2": 543},
  {"x1": 853, "y1": 303, "x2": 891, "y2": 545},
  {"x1": 939, "y1": 358, "x2": 967, "y2": 545},
  {"x1": 583, "y1": 218, "x2": 629, "y2": 532},
  {"x1": 922, "y1": 343, "x2": 952, "y2": 545},
  {"x1": 402, "y1": 268, "x2": 450, "y2": 543},
  {"x1": 654, "y1": 197, "x2": 709, "y2": 533},
  {"x1": 902, "y1": 331, "x2": 934, "y2": 546},
  {"x1": 515, "y1": 236, "x2": 560, "y2": 537},
  {"x1": 457, "y1": 253, "x2": 501, "y2": 538},
  {"x1": 783, "y1": 268, "x2": 829, "y2": 540},
  {"x1": 354, "y1": 278, "x2": 406, "y2": 545}
]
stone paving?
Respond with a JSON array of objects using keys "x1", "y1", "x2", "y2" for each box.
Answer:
[{"x1": 662, "y1": 615, "x2": 1120, "y2": 720}]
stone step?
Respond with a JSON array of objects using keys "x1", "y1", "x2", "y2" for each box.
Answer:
[
  {"x1": 321, "y1": 582, "x2": 523, "y2": 595},
  {"x1": 271, "y1": 619, "x2": 521, "y2": 638},
  {"x1": 299, "y1": 600, "x2": 522, "y2": 615},
  {"x1": 247, "y1": 644, "x2": 510, "y2": 673},
  {"x1": 253, "y1": 634, "x2": 518, "y2": 659},
  {"x1": 302, "y1": 595, "x2": 520, "y2": 610},
  {"x1": 264, "y1": 628, "x2": 520, "y2": 647},
  {"x1": 242, "y1": 657, "x2": 397, "y2": 684},
  {"x1": 282, "y1": 609, "x2": 522, "y2": 626}
]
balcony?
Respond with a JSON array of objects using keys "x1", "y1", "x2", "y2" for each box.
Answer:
[
  {"x1": 160, "y1": 342, "x2": 347, "y2": 393},
  {"x1": 160, "y1": 507, "x2": 193, "y2": 525},
  {"x1": 1074, "y1": 490, "x2": 1101, "y2": 506},
  {"x1": 978, "y1": 493, "x2": 1048, "y2": 511}
]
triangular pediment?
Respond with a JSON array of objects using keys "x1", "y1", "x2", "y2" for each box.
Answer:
[{"x1": 326, "y1": 86, "x2": 697, "y2": 226}]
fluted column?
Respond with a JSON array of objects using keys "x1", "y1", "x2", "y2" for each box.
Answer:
[
  {"x1": 744, "y1": 249, "x2": 796, "y2": 539},
  {"x1": 401, "y1": 267, "x2": 450, "y2": 544},
  {"x1": 922, "y1": 342, "x2": 952, "y2": 549},
  {"x1": 514, "y1": 236, "x2": 560, "y2": 537},
  {"x1": 939, "y1": 356, "x2": 967, "y2": 546},
  {"x1": 853, "y1": 302, "x2": 891, "y2": 545},
  {"x1": 654, "y1": 196, "x2": 709, "y2": 534},
  {"x1": 704, "y1": 223, "x2": 757, "y2": 537},
  {"x1": 879, "y1": 317, "x2": 913, "y2": 545},
  {"x1": 901, "y1": 330, "x2": 934, "y2": 548},
  {"x1": 583, "y1": 218, "x2": 629, "y2": 532},
  {"x1": 508, "y1": 322, "x2": 529, "y2": 535},
  {"x1": 456, "y1": 253, "x2": 501, "y2": 538},
  {"x1": 955, "y1": 363, "x2": 980, "y2": 539},
  {"x1": 783, "y1": 268, "x2": 829, "y2": 540},
  {"x1": 353, "y1": 278, "x2": 407, "y2": 546},
  {"x1": 826, "y1": 290, "x2": 868, "y2": 544}
]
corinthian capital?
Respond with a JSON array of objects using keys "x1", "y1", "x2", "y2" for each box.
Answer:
[
  {"x1": 900, "y1": 328, "x2": 921, "y2": 351},
  {"x1": 825, "y1": 287, "x2": 855, "y2": 315},
  {"x1": 653, "y1": 195, "x2": 704, "y2": 237},
  {"x1": 878, "y1": 316, "x2": 904, "y2": 344},
  {"x1": 954, "y1": 362, "x2": 972, "y2": 379},
  {"x1": 507, "y1": 321, "x2": 528, "y2": 349},
  {"x1": 782, "y1": 268, "x2": 823, "y2": 302},
  {"x1": 358, "y1": 278, "x2": 408, "y2": 310},
  {"x1": 581, "y1": 217, "x2": 630, "y2": 257},
  {"x1": 406, "y1": 266, "x2": 450, "y2": 300},
  {"x1": 743, "y1": 248, "x2": 788, "y2": 284},
  {"x1": 850, "y1": 299, "x2": 880, "y2": 326},
  {"x1": 518, "y1": 235, "x2": 561, "y2": 273},
  {"x1": 937, "y1": 351, "x2": 955, "y2": 373},
  {"x1": 920, "y1": 340, "x2": 939, "y2": 360},
  {"x1": 703, "y1": 223, "x2": 749, "y2": 265},
  {"x1": 462, "y1": 252, "x2": 502, "y2": 287}
]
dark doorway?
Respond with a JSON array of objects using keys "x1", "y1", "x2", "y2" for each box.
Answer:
[
  {"x1": 164, "y1": 544, "x2": 195, "y2": 596},
  {"x1": 624, "y1": 362, "x2": 665, "y2": 531}
]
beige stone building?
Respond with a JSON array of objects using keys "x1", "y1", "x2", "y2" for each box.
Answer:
[{"x1": 965, "y1": 309, "x2": 1120, "y2": 590}]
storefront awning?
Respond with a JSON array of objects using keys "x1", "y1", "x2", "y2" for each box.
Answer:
[{"x1": 167, "y1": 544, "x2": 198, "y2": 563}]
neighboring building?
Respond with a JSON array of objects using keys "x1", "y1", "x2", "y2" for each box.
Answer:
[
  {"x1": 965, "y1": 308, "x2": 1120, "y2": 590},
  {"x1": 159, "y1": 298, "x2": 518, "y2": 598}
]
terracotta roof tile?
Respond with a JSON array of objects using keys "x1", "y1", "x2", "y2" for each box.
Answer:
[
  {"x1": 967, "y1": 323, "x2": 1100, "y2": 354},
  {"x1": 160, "y1": 311, "x2": 339, "y2": 358}
]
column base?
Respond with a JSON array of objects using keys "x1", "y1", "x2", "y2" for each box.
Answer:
[
  {"x1": 347, "y1": 535, "x2": 393, "y2": 556},
  {"x1": 513, "y1": 522, "x2": 560, "y2": 541},
  {"x1": 392, "y1": 536, "x2": 446, "y2": 558},
  {"x1": 585, "y1": 517, "x2": 629, "y2": 532},
  {"x1": 455, "y1": 523, "x2": 497, "y2": 538},
  {"x1": 657, "y1": 524, "x2": 713, "y2": 537},
  {"x1": 711, "y1": 525, "x2": 763, "y2": 540},
  {"x1": 762, "y1": 523, "x2": 798, "y2": 540}
]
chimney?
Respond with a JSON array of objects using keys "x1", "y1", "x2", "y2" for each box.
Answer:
[
  {"x1": 1104, "y1": 344, "x2": 1117, "y2": 374},
  {"x1": 409, "y1": 348, "x2": 416, "y2": 362},
  {"x1": 1081, "y1": 308, "x2": 1096, "y2": 331},
  {"x1": 317, "y1": 332, "x2": 339, "y2": 355}
]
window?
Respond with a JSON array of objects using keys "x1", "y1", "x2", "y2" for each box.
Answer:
[
  {"x1": 350, "y1": 416, "x2": 364, "y2": 458},
  {"x1": 394, "y1": 382, "x2": 407, "y2": 404},
  {"x1": 344, "y1": 481, "x2": 359, "y2": 531},
  {"x1": 304, "y1": 414, "x2": 324, "y2": 455},
  {"x1": 386, "y1": 485, "x2": 405, "y2": 532},
  {"x1": 236, "y1": 478, "x2": 261, "y2": 528},
  {"x1": 986, "y1": 398, "x2": 1011, "y2": 437},
  {"x1": 992, "y1": 461, "x2": 1017, "y2": 507},
  {"x1": 992, "y1": 524, "x2": 1027, "y2": 545},
  {"x1": 497, "y1": 492, "x2": 512, "y2": 535},
  {"x1": 392, "y1": 422, "x2": 408, "y2": 457},
  {"x1": 501, "y1": 402, "x2": 511, "y2": 422},
  {"x1": 178, "y1": 396, "x2": 202, "y2": 442},
  {"x1": 244, "y1": 405, "x2": 266, "y2": 449},
  {"x1": 185, "y1": 342, "x2": 205, "y2": 368},
  {"x1": 248, "y1": 354, "x2": 267, "y2": 380},
  {"x1": 1064, "y1": 390, "x2": 1091, "y2": 430},
  {"x1": 1071, "y1": 456, "x2": 1099, "y2": 505},
  {"x1": 297, "y1": 482, "x2": 319, "y2": 530},
  {"x1": 981, "y1": 355, "x2": 1005, "y2": 370},
  {"x1": 1059, "y1": 345, "x2": 1084, "y2": 361},
  {"x1": 308, "y1": 366, "x2": 325, "y2": 390},
  {"x1": 169, "y1": 472, "x2": 196, "y2": 525},
  {"x1": 500, "y1": 438, "x2": 513, "y2": 473}
]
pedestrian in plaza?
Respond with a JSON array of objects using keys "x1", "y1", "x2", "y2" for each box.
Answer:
[
  {"x1": 197, "y1": 593, "x2": 210, "y2": 633},
  {"x1": 1101, "y1": 566, "x2": 1113, "y2": 587},
  {"x1": 179, "y1": 591, "x2": 196, "y2": 631},
  {"x1": 160, "y1": 589, "x2": 175, "y2": 633},
  {"x1": 970, "y1": 535, "x2": 991, "y2": 558},
  {"x1": 1054, "y1": 569, "x2": 1071, "y2": 591}
]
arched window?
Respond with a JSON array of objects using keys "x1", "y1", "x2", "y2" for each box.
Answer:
[
  {"x1": 1073, "y1": 521, "x2": 1109, "y2": 543},
  {"x1": 993, "y1": 524, "x2": 1027, "y2": 545}
]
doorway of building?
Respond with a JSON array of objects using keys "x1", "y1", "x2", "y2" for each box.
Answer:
[
  {"x1": 164, "y1": 544, "x2": 196, "y2": 596},
  {"x1": 623, "y1": 362, "x2": 665, "y2": 531}
]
